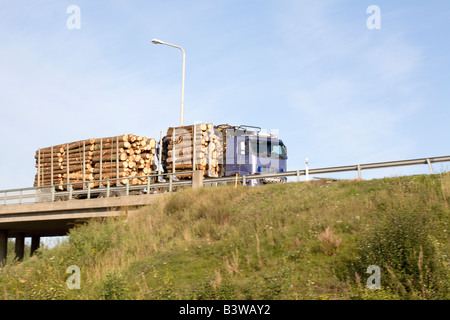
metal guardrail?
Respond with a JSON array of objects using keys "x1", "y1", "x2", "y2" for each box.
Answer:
[
  {"x1": 303, "y1": 155, "x2": 450, "y2": 178},
  {"x1": 1, "y1": 155, "x2": 449, "y2": 206},
  {"x1": 203, "y1": 155, "x2": 450, "y2": 185},
  {"x1": 0, "y1": 171, "x2": 193, "y2": 206},
  {"x1": 282, "y1": 155, "x2": 449, "y2": 182}
]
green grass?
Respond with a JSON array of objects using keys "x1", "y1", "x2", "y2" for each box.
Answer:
[{"x1": 0, "y1": 173, "x2": 449, "y2": 300}]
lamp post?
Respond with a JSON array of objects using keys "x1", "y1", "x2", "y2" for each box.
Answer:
[{"x1": 152, "y1": 39, "x2": 185, "y2": 126}]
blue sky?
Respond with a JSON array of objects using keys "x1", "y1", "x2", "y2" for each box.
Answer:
[{"x1": 0, "y1": 0, "x2": 449, "y2": 189}]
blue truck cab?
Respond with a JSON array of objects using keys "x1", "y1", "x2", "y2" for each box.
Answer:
[{"x1": 218, "y1": 125, "x2": 287, "y2": 185}]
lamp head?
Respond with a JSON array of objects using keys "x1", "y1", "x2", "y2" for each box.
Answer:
[{"x1": 151, "y1": 38, "x2": 164, "y2": 45}]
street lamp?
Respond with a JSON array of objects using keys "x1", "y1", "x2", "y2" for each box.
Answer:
[{"x1": 151, "y1": 38, "x2": 186, "y2": 126}]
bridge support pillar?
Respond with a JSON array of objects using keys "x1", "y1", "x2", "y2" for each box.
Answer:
[
  {"x1": 31, "y1": 236, "x2": 41, "y2": 256},
  {"x1": 192, "y1": 170, "x2": 203, "y2": 189},
  {"x1": 15, "y1": 233, "x2": 25, "y2": 262},
  {"x1": 0, "y1": 230, "x2": 7, "y2": 265}
]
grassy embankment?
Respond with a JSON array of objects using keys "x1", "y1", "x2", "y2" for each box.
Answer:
[{"x1": 0, "y1": 173, "x2": 448, "y2": 300}]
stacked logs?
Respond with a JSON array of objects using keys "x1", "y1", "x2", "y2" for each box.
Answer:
[
  {"x1": 162, "y1": 123, "x2": 224, "y2": 177},
  {"x1": 34, "y1": 134, "x2": 157, "y2": 190}
]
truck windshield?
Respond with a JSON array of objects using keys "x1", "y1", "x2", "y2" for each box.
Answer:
[{"x1": 248, "y1": 139, "x2": 287, "y2": 159}]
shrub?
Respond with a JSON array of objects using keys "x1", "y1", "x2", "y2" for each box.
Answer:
[
  {"x1": 317, "y1": 227, "x2": 342, "y2": 255},
  {"x1": 192, "y1": 276, "x2": 237, "y2": 300},
  {"x1": 164, "y1": 191, "x2": 191, "y2": 214},
  {"x1": 350, "y1": 209, "x2": 448, "y2": 299},
  {"x1": 102, "y1": 272, "x2": 129, "y2": 300},
  {"x1": 68, "y1": 218, "x2": 125, "y2": 264}
]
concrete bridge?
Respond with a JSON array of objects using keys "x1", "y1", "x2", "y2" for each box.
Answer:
[{"x1": 0, "y1": 193, "x2": 162, "y2": 263}]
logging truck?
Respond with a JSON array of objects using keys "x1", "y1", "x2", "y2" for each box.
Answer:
[
  {"x1": 161, "y1": 123, "x2": 287, "y2": 184},
  {"x1": 34, "y1": 123, "x2": 287, "y2": 199}
]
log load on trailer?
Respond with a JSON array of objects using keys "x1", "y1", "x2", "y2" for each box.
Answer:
[
  {"x1": 34, "y1": 134, "x2": 157, "y2": 192},
  {"x1": 33, "y1": 123, "x2": 288, "y2": 198},
  {"x1": 161, "y1": 123, "x2": 223, "y2": 178},
  {"x1": 162, "y1": 123, "x2": 288, "y2": 186}
]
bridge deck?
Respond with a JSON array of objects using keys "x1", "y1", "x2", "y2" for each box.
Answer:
[{"x1": 0, "y1": 194, "x2": 162, "y2": 237}]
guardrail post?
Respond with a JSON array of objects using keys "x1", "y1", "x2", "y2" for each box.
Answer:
[
  {"x1": 192, "y1": 170, "x2": 203, "y2": 189},
  {"x1": 107, "y1": 180, "x2": 111, "y2": 198},
  {"x1": 306, "y1": 158, "x2": 310, "y2": 181},
  {"x1": 426, "y1": 159, "x2": 434, "y2": 174},
  {"x1": 242, "y1": 175, "x2": 246, "y2": 186},
  {"x1": 296, "y1": 170, "x2": 300, "y2": 182},
  {"x1": 147, "y1": 176, "x2": 151, "y2": 194},
  {"x1": 126, "y1": 178, "x2": 130, "y2": 196},
  {"x1": 51, "y1": 186, "x2": 55, "y2": 202},
  {"x1": 357, "y1": 164, "x2": 362, "y2": 179},
  {"x1": 69, "y1": 185, "x2": 73, "y2": 200},
  {"x1": 87, "y1": 183, "x2": 91, "y2": 199},
  {"x1": 169, "y1": 174, "x2": 173, "y2": 192}
]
